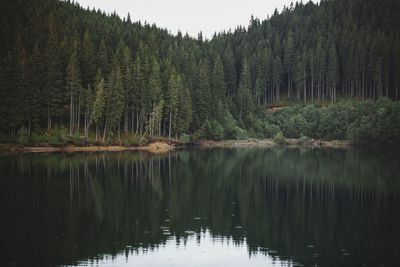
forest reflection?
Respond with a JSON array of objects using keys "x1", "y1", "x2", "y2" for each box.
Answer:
[{"x1": 1, "y1": 148, "x2": 399, "y2": 267}]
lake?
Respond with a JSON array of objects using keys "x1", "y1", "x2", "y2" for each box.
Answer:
[{"x1": 1, "y1": 147, "x2": 400, "y2": 267}]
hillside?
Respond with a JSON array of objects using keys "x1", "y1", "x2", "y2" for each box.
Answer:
[{"x1": 0, "y1": 0, "x2": 399, "y2": 145}]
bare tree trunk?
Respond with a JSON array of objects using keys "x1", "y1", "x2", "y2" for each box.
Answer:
[
  {"x1": 70, "y1": 92, "x2": 74, "y2": 135},
  {"x1": 118, "y1": 122, "x2": 121, "y2": 141},
  {"x1": 28, "y1": 118, "x2": 31, "y2": 137},
  {"x1": 287, "y1": 72, "x2": 290, "y2": 98},
  {"x1": 47, "y1": 106, "x2": 51, "y2": 131},
  {"x1": 124, "y1": 110, "x2": 128, "y2": 134},
  {"x1": 169, "y1": 110, "x2": 172, "y2": 139},
  {"x1": 311, "y1": 72, "x2": 314, "y2": 103},
  {"x1": 304, "y1": 69, "x2": 307, "y2": 104},
  {"x1": 102, "y1": 116, "x2": 108, "y2": 142},
  {"x1": 131, "y1": 110, "x2": 134, "y2": 134},
  {"x1": 136, "y1": 110, "x2": 141, "y2": 134},
  {"x1": 77, "y1": 92, "x2": 81, "y2": 133}
]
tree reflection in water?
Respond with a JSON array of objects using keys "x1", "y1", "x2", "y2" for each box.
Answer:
[{"x1": 0, "y1": 147, "x2": 399, "y2": 267}]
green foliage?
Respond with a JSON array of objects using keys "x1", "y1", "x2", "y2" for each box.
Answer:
[
  {"x1": 121, "y1": 135, "x2": 141, "y2": 146},
  {"x1": 232, "y1": 126, "x2": 248, "y2": 140},
  {"x1": 263, "y1": 124, "x2": 281, "y2": 138},
  {"x1": 205, "y1": 120, "x2": 224, "y2": 141},
  {"x1": 273, "y1": 132, "x2": 287, "y2": 144},
  {"x1": 1, "y1": 0, "x2": 400, "y2": 147},
  {"x1": 179, "y1": 133, "x2": 190, "y2": 144},
  {"x1": 348, "y1": 98, "x2": 400, "y2": 146},
  {"x1": 44, "y1": 127, "x2": 71, "y2": 146},
  {"x1": 17, "y1": 126, "x2": 29, "y2": 145},
  {"x1": 282, "y1": 113, "x2": 309, "y2": 138}
]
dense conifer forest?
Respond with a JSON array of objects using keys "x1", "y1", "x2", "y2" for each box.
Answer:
[{"x1": 1, "y1": 0, "x2": 400, "y2": 146}]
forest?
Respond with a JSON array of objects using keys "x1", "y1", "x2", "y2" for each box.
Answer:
[{"x1": 0, "y1": 0, "x2": 399, "y2": 146}]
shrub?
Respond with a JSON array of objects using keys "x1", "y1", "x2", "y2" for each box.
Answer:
[
  {"x1": 232, "y1": 126, "x2": 247, "y2": 140},
  {"x1": 121, "y1": 135, "x2": 141, "y2": 146},
  {"x1": 179, "y1": 133, "x2": 190, "y2": 144},
  {"x1": 205, "y1": 119, "x2": 225, "y2": 140},
  {"x1": 282, "y1": 114, "x2": 309, "y2": 138},
  {"x1": 263, "y1": 123, "x2": 280, "y2": 138},
  {"x1": 273, "y1": 132, "x2": 287, "y2": 144},
  {"x1": 299, "y1": 134, "x2": 311, "y2": 144},
  {"x1": 17, "y1": 126, "x2": 29, "y2": 145},
  {"x1": 71, "y1": 132, "x2": 84, "y2": 146}
]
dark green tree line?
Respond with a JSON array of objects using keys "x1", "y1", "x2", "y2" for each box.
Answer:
[{"x1": 0, "y1": 0, "x2": 399, "y2": 143}]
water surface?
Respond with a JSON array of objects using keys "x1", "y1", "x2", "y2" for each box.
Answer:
[{"x1": 1, "y1": 148, "x2": 399, "y2": 266}]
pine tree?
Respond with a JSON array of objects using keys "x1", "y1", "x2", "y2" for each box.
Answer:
[
  {"x1": 104, "y1": 65, "x2": 125, "y2": 141},
  {"x1": 212, "y1": 55, "x2": 226, "y2": 104},
  {"x1": 237, "y1": 59, "x2": 254, "y2": 117},
  {"x1": 80, "y1": 29, "x2": 95, "y2": 88},
  {"x1": 66, "y1": 52, "x2": 81, "y2": 135},
  {"x1": 147, "y1": 57, "x2": 163, "y2": 136},
  {"x1": 45, "y1": 22, "x2": 63, "y2": 131},
  {"x1": 284, "y1": 31, "x2": 296, "y2": 98},
  {"x1": 192, "y1": 60, "x2": 211, "y2": 130},
  {"x1": 166, "y1": 71, "x2": 178, "y2": 138},
  {"x1": 122, "y1": 46, "x2": 133, "y2": 134},
  {"x1": 223, "y1": 44, "x2": 236, "y2": 99},
  {"x1": 327, "y1": 41, "x2": 339, "y2": 103},
  {"x1": 176, "y1": 75, "x2": 192, "y2": 135},
  {"x1": 29, "y1": 43, "x2": 42, "y2": 132}
]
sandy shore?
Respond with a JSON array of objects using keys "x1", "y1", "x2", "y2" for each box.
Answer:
[
  {"x1": 8, "y1": 142, "x2": 174, "y2": 154},
  {"x1": 2, "y1": 138, "x2": 350, "y2": 154}
]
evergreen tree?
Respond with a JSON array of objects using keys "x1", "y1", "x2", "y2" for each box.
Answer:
[
  {"x1": 284, "y1": 31, "x2": 296, "y2": 98},
  {"x1": 212, "y1": 55, "x2": 226, "y2": 104},
  {"x1": 66, "y1": 52, "x2": 81, "y2": 134},
  {"x1": 237, "y1": 59, "x2": 254, "y2": 117},
  {"x1": 327, "y1": 41, "x2": 339, "y2": 103}
]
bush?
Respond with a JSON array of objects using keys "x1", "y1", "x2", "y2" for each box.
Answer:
[
  {"x1": 222, "y1": 112, "x2": 239, "y2": 139},
  {"x1": 282, "y1": 114, "x2": 309, "y2": 138},
  {"x1": 121, "y1": 135, "x2": 140, "y2": 146},
  {"x1": 71, "y1": 132, "x2": 84, "y2": 146},
  {"x1": 232, "y1": 126, "x2": 248, "y2": 140},
  {"x1": 179, "y1": 133, "x2": 190, "y2": 144},
  {"x1": 263, "y1": 123, "x2": 280, "y2": 138},
  {"x1": 17, "y1": 126, "x2": 29, "y2": 145},
  {"x1": 205, "y1": 119, "x2": 225, "y2": 140},
  {"x1": 273, "y1": 132, "x2": 287, "y2": 144},
  {"x1": 299, "y1": 134, "x2": 311, "y2": 144}
]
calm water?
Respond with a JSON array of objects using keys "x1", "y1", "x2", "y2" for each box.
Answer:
[{"x1": 1, "y1": 147, "x2": 400, "y2": 267}]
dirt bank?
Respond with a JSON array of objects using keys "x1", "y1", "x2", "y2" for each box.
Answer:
[
  {"x1": 6, "y1": 141, "x2": 174, "y2": 154},
  {"x1": 1, "y1": 138, "x2": 350, "y2": 154}
]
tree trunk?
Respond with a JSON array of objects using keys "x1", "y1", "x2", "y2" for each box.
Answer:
[
  {"x1": 169, "y1": 110, "x2": 172, "y2": 139},
  {"x1": 47, "y1": 106, "x2": 51, "y2": 131},
  {"x1": 118, "y1": 122, "x2": 121, "y2": 141},
  {"x1": 102, "y1": 116, "x2": 107, "y2": 142},
  {"x1": 124, "y1": 110, "x2": 128, "y2": 134},
  {"x1": 70, "y1": 92, "x2": 74, "y2": 135},
  {"x1": 131, "y1": 110, "x2": 134, "y2": 134},
  {"x1": 304, "y1": 69, "x2": 306, "y2": 104},
  {"x1": 311, "y1": 72, "x2": 314, "y2": 103},
  {"x1": 28, "y1": 118, "x2": 31, "y2": 137},
  {"x1": 77, "y1": 92, "x2": 81, "y2": 133}
]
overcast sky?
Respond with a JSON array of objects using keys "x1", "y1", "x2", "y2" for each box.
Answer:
[{"x1": 74, "y1": 0, "x2": 315, "y2": 39}]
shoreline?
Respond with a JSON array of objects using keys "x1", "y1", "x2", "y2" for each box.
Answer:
[
  {"x1": 1, "y1": 138, "x2": 350, "y2": 154},
  {"x1": 199, "y1": 138, "x2": 350, "y2": 149},
  {"x1": 3, "y1": 142, "x2": 175, "y2": 154}
]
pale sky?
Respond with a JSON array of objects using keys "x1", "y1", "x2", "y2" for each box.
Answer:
[{"x1": 74, "y1": 0, "x2": 315, "y2": 39}]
